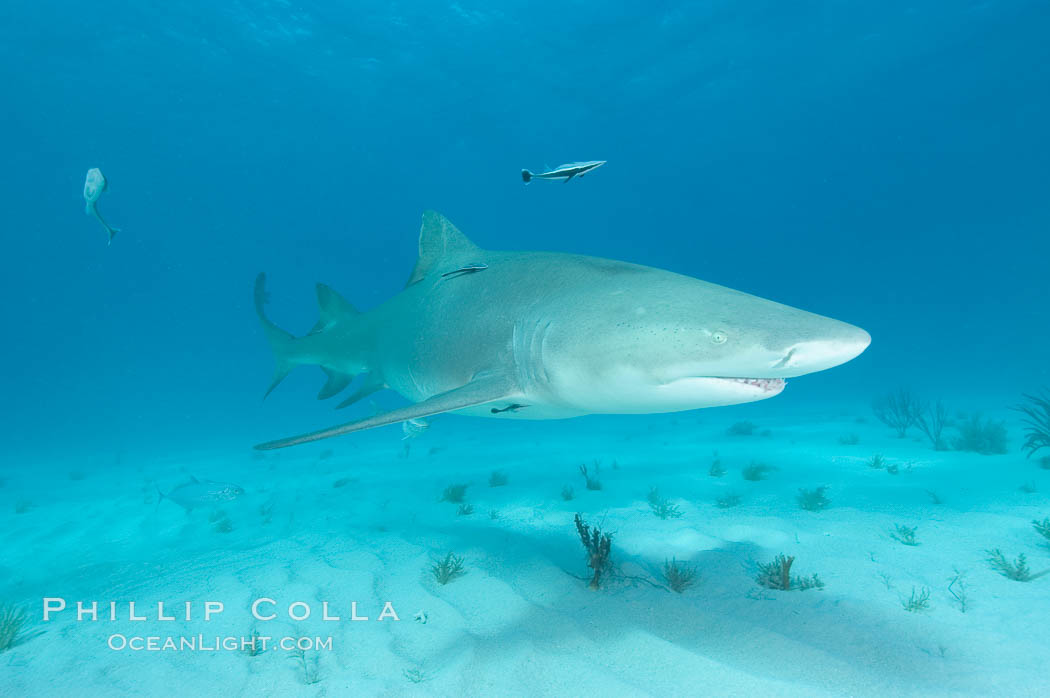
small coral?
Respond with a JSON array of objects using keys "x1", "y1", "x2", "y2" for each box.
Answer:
[
  {"x1": 647, "y1": 487, "x2": 683, "y2": 519},
  {"x1": 708, "y1": 458, "x2": 726, "y2": 477},
  {"x1": 431, "y1": 552, "x2": 467, "y2": 585},
  {"x1": 742, "y1": 462, "x2": 774, "y2": 481},
  {"x1": 0, "y1": 604, "x2": 27, "y2": 652},
  {"x1": 560, "y1": 485, "x2": 575, "y2": 501},
  {"x1": 889, "y1": 524, "x2": 919, "y2": 546},
  {"x1": 457, "y1": 503, "x2": 475, "y2": 516},
  {"x1": 901, "y1": 586, "x2": 931, "y2": 613},
  {"x1": 986, "y1": 549, "x2": 1048, "y2": 582},
  {"x1": 727, "y1": 421, "x2": 756, "y2": 436},
  {"x1": 872, "y1": 389, "x2": 921, "y2": 437},
  {"x1": 575, "y1": 513, "x2": 612, "y2": 589},
  {"x1": 796, "y1": 486, "x2": 831, "y2": 511},
  {"x1": 440, "y1": 483, "x2": 469, "y2": 503},
  {"x1": 755, "y1": 554, "x2": 824, "y2": 591},
  {"x1": 488, "y1": 470, "x2": 508, "y2": 487},
  {"x1": 916, "y1": 400, "x2": 950, "y2": 450},
  {"x1": 867, "y1": 454, "x2": 886, "y2": 469},
  {"x1": 953, "y1": 414, "x2": 1008, "y2": 455},
  {"x1": 662, "y1": 558, "x2": 699, "y2": 593}
]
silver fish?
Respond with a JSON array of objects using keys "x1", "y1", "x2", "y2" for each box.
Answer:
[
  {"x1": 521, "y1": 160, "x2": 605, "y2": 184},
  {"x1": 83, "y1": 167, "x2": 120, "y2": 245},
  {"x1": 157, "y1": 476, "x2": 244, "y2": 511}
]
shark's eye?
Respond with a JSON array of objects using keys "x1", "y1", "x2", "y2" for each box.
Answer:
[{"x1": 711, "y1": 331, "x2": 728, "y2": 344}]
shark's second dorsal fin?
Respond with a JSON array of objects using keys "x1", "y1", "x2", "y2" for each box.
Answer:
[
  {"x1": 405, "y1": 211, "x2": 481, "y2": 286},
  {"x1": 309, "y1": 283, "x2": 358, "y2": 335}
]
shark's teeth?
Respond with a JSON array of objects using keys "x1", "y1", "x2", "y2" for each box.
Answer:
[{"x1": 728, "y1": 378, "x2": 786, "y2": 392}]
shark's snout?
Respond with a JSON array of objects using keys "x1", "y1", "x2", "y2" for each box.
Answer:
[{"x1": 769, "y1": 326, "x2": 871, "y2": 377}]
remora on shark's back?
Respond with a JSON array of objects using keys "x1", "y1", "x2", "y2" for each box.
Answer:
[{"x1": 254, "y1": 211, "x2": 870, "y2": 449}]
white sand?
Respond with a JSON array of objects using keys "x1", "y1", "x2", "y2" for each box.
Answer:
[{"x1": 2, "y1": 402, "x2": 1048, "y2": 696}]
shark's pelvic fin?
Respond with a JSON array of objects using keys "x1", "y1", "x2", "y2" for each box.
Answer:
[
  {"x1": 335, "y1": 372, "x2": 386, "y2": 409},
  {"x1": 317, "y1": 368, "x2": 354, "y2": 400},
  {"x1": 255, "y1": 373, "x2": 517, "y2": 450},
  {"x1": 405, "y1": 210, "x2": 482, "y2": 286}
]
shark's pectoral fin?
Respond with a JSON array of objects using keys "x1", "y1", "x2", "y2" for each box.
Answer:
[
  {"x1": 255, "y1": 373, "x2": 517, "y2": 450},
  {"x1": 317, "y1": 368, "x2": 354, "y2": 400}
]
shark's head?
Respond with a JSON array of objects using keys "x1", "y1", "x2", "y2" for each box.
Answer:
[{"x1": 534, "y1": 259, "x2": 870, "y2": 414}]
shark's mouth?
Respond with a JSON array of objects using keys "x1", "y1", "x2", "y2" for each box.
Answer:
[{"x1": 720, "y1": 377, "x2": 786, "y2": 393}]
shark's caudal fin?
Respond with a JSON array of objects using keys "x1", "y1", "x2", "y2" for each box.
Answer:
[
  {"x1": 254, "y1": 273, "x2": 367, "y2": 399},
  {"x1": 255, "y1": 372, "x2": 517, "y2": 450}
]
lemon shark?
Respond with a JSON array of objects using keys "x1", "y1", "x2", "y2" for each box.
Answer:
[{"x1": 254, "y1": 211, "x2": 870, "y2": 449}]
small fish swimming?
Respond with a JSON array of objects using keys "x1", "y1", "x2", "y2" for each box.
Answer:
[
  {"x1": 157, "y1": 476, "x2": 244, "y2": 511},
  {"x1": 83, "y1": 167, "x2": 120, "y2": 245},
  {"x1": 521, "y1": 160, "x2": 605, "y2": 184}
]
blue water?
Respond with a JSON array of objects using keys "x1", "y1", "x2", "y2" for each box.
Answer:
[{"x1": 3, "y1": 1, "x2": 1049, "y2": 462}]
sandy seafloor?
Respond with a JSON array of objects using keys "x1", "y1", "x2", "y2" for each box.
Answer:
[{"x1": 2, "y1": 402, "x2": 1049, "y2": 697}]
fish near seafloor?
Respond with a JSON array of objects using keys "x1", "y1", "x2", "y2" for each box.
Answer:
[
  {"x1": 521, "y1": 160, "x2": 605, "y2": 183},
  {"x1": 83, "y1": 167, "x2": 120, "y2": 245},
  {"x1": 157, "y1": 477, "x2": 245, "y2": 510},
  {"x1": 252, "y1": 211, "x2": 871, "y2": 450}
]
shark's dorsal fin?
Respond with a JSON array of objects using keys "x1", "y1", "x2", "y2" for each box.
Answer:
[
  {"x1": 405, "y1": 211, "x2": 481, "y2": 286},
  {"x1": 255, "y1": 372, "x2": 516, "y2": 450}
]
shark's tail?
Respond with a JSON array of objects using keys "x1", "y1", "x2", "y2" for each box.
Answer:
[
  {"x1": 521, "y1": 169, "x2": 532, "y2": 184},
  {"x1": 254, "y1": 273, "x2": 368, "y2": 400}
]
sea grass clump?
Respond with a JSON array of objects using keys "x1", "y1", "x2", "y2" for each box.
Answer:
[
  {"x1": 579, "y1": 462, "x2": 602, "y2": 490},
  {"x1": 986, "y1": 549, "x2": 1048, "y2": 582},
  {"x1": 742, "y1": 462, "x2": 774, "y2": 481},
  {"x1": 1033, "y1": 518, "x2": 1050, "y2": 543},
  {"x1": 953, "y1": 414, "x2": 1007, "y2": 455},
  {"x1": 796, "y1": 486, "x2": 831, "y2": 511},
  {"x1": 0, "y1": 604, "x2": 27, "y2": 652},
  {"x1": 574, "y1": 513, "x2": 612, "y2": 589},
  {"x1": 1015, "y1": 391, "x2": 1050, "y2": 458},
  {"x1": 889, "y1": 524, "x2": 919, "y2": 546},
  {"x1": 440, "y1": 483, "x2": 469, "y2": 503},
  {"x1": 901, "y1": 586, "x2": 931, "y2": 613},
  {"x1": 646, "y1": 487, "x2": 683, "y2": 519},
  {"x1": 662, "y1": 558, "x2": 699, "y2": 593},
  {"x1": 755, "y1": 554, "x2": 824, "y2": 591},
  {"x1": 431, "y1": 552, "x2": 466, "y2": 585}
]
